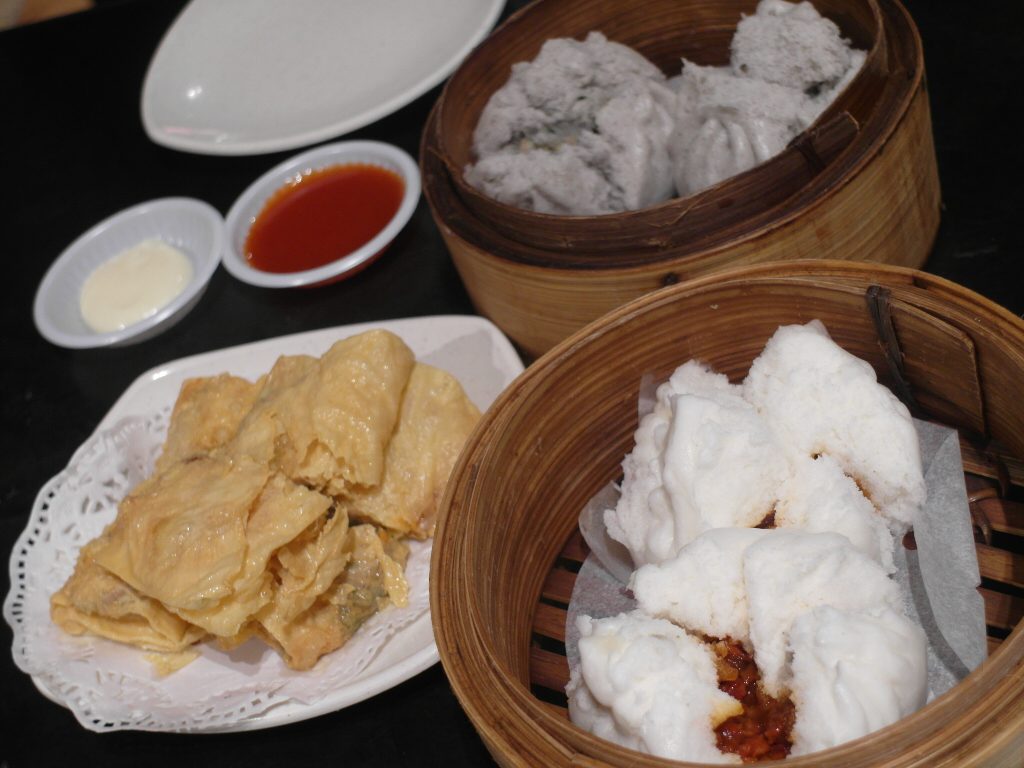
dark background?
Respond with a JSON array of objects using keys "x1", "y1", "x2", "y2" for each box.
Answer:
[{"x1": 1, "y1": 1, "x2": 1021, "y2": 765}]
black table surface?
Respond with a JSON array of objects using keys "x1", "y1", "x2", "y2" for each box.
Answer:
[{"x1": 1, "y1": 1, "x2": 1021, "y2": 765}]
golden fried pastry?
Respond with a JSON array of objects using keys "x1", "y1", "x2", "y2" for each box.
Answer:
[
  {"x1": 51, "y1": 540, "x2": 206, "y2": 653},
  {"x1": 230, "y1": 330, "x2": 415, "y2": 495},
  {"x1": 90, "y1": 454, "x2": 271, "y2": 612},
  {"x1": 257, "y1": 524, "x2": 409, "y2": 670},
  {"x1": 258, "y1": 506, "x2": 351, "y2": 632},
  {"x1": 166, "y1": 473, "x2": 332, "y2": 636},
  {"x1": 345, "y1": 363, "x2": 481, "y2": 538},
  {"x1": 155, "y1": 373, "x2": 264, "y2": 471}
]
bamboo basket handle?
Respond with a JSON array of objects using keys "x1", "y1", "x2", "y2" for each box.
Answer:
[{"x1": 866, "y1": 284, "x2": 923, "y2": 416}]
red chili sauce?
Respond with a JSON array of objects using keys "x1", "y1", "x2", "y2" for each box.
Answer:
[
  {"x1": 245, "y1": 163, "x2": 404, "y2": 274},
  {"x1": 712, "y1": 637, "x2": 796, "y2": 762}
]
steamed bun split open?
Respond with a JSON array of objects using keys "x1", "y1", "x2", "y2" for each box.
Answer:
[{"x1": 567, "y1": 611, "x2": 743, "y2": 764}]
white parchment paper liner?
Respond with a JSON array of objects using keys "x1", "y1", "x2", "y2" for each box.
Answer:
[{"x1": 571, "y1": 418, "x2": 988, "y2": 701}]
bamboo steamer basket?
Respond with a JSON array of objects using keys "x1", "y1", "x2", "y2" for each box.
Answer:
[
  {"x1": 431, "y1": 260, "x2": 1024, "y2": 768},
  {"x1": 422, "y1": 0, "x2": 941, "y2": 358}
]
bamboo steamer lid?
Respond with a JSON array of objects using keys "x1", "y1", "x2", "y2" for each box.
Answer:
[
  {"x1": 431, "y1": 260, "x2": 1024, "y2": 767},
  {"x1": 422, "y1": 0, "x2": 941, "y2": 358}
]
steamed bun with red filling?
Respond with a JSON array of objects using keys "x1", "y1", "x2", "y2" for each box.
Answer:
[
  {"x1": 572, "y1": 316, "x2": 931, "y2": 761},
  {"x1": 567, "y1": 611, "x2": 742, "y2": 763}
]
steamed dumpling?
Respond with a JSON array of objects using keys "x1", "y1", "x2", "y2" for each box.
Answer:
[
  {"x1": 670, "y1": 0, "x2": 865, "y2": 197},
  {"x1": 466, "y1": 32, "x2": 677, "y2": 215},
  {"x1": 732, "y1": 0, "x2": 860, "y2": 93},
  {"x1": 671, "y1": 61, "x2": 811, "y2": 195}
]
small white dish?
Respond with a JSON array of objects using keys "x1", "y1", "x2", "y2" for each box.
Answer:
[
  {"x1": 33, "y1": 198, "x2": 223, "y2": 349},
  {"x1": 224, "y1": 141, "x2": 420, "y2": 288},
  {"x1": 141, "y1": 0, "x2": 505, "y2": 156}
]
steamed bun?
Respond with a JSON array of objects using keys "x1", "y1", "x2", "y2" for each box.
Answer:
[
  {"x1": 605, "y1": 362, "x2": 788, "y2": 567},
  {"x1": 567, "y1": 611, "x2": 742, "y2": 763},
  {"x1": 743, "y1": 320, "x2": 926, "y2": 531},
  {"x1": 575, "y1": 318, "x2": 931, "y2": 761},
  {"x1": 632, "y1": 527, "x2": 770, "y2": 643},
  {"x1": 775, "y1": 453, "x2": 895, "y2": 571},
  {"x1": 743, "y1": 529, "x2": 905, "y2": 696},
  {"x1": 787, "y1": 604, "x2": 928, "y2": 755},
  {"x1": 466, "y1": 32, "x2": 677, "y2": 215}
]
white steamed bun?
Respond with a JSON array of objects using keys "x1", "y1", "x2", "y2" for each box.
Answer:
[
  {"x1": 743, "y1": 529, "x2": 905, "y2": 696},
  {"x1": 567, "y1": 611, "x2": 742, "y2": 763},
  {"x1": 631, "y1": 527, "x2": 770, "y2": 643},
  {"x1": 775, "y1": 453, "x2": 895, "y2": 572},
  {"x1": 788, "y1": 605, "x2": 928, "y2": 755},
  {"x1": 743, "y1": 320, "x2": 926, "y2": 531},
  {"x1": 605, "y1": 362, "x2": 788, "y2": 567}
]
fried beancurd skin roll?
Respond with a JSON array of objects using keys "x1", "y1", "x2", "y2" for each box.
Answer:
[
  {"x1": 228, "y1": 330, "x2": 415, "y2": 495},
  {"x1": 344, "y1": 363, "x2": 481, "y2": 538},
  {"x1": 156, "y1": 373, "x2": 265, "y2": 471},
  {"x1": 51, "y1": 539, "x2": 206, "y2": 653}
]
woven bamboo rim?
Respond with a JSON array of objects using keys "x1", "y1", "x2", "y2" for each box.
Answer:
[
  {"x1": 422, "y1": 0, "x2": 940, "y2": 358},
  {"x1": 431, "y1": 260, "x2": 1024, "y2": 767}
]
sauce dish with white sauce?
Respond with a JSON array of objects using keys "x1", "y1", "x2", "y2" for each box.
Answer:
[{"x1": 33, "y1": 198, "x2": 223, "y2": 349}]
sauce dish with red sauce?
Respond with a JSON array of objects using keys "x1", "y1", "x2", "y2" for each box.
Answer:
[{"x1": 224, "y1": 141, "x2": 420, "y2": 288}]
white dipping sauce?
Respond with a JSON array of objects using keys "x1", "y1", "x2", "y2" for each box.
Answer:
[{"x1": 79, "y1": 238, "x2": 193, "y2": 333}]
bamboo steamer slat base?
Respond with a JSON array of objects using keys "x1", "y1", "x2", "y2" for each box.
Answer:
[
  {"x1": 431, "y1": 261, "x2": 1024, "y2": 768},
  {"x1": 422, "y1": 0, "x2": 940, "y2": 359}
]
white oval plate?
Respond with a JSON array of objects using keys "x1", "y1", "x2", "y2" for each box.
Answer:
[
  {"x1": 6, "y1": 316, "x2": 524, "y2": 732},
  {"x1": 142, "y1": 0, "x2": 505, "y2": 156}
]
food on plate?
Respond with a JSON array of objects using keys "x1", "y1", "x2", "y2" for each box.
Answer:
[
  {"x1": 465, "y1": 0, "x2": 864, "y2": 215},
  {"x1": 50, "y1": 540, "x2": 207, "y2": 653},
  {"x1": 341, "y1": 362, "x2": 484, "y2": 538},
  {"x1": 79, "y1": 237, "x2": 193, "y2": 333},
  {"x1": 568, "y1": 321, "x2": 928, "y2": 761},
  {"x1": 51, "y1": 329, "x2": 480, "y2": 671},
  {"x1": 155, "y1": 373, "x2": 263, "y2": 471}
]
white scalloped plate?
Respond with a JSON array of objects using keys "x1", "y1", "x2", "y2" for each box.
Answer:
[
  {"x1": 142, "y1": 0, "x2": 505, "y2": 155},
  {"x1": 6, "y1": 316, "x2": 523, "y2": 732}
]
